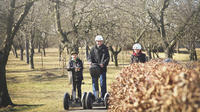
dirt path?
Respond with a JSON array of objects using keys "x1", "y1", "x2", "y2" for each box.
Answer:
[{"x1": 60, "y1": 107, "x2": 107, "y2": 112}]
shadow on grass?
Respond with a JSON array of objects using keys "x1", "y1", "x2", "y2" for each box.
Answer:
[
  {"x1": 6, "y1": 67, "x2": 61, "y2": 73},
  {"x1": 7, "y1": 76, "x2": 20, "y2": 83},
  {"x1": 30, "y1": 72, "x2": 67, "y2": 82},
  {"x1": 0, "y1": 104, "x2": 44, "y2": 112},
  {"x1": 174, "y1": 50, "x2": 189, "y2": 54}
]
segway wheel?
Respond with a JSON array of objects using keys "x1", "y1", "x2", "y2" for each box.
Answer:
[
  {"x1": 104, "y1": 93, "x2": 110, "y2": 109},
  {"x1": 85, "y1": 92, "x2": 93, "y2": 109},
  {"x1": 81, "y1": 92, "x2": 87, "y2": 109},
  {"x1": 63, "y1": 92, "x2": 70, "y2": 110}
]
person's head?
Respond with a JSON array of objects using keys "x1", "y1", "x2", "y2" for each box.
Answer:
[
  {"x1": 71, "y1": 50, "x2": 78, "y2": 60},
  {"x1": 95, "y1": 35, "x2": 104, "y2": 47},
  {"x1": 132, "y1": 43, "x2": 142, "y2": 54}
]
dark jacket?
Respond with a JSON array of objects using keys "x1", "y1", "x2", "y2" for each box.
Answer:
[
  {"x1": 88, "y1": 44, "x2": 110, "y2": 72},
  {"x1": 130, "y1": 52, "x2": 146, "y2": 64},
  {"x1": 67, "y1": 58, "x2": 83, "y2": 82}
]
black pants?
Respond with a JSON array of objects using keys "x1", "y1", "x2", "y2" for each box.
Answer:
[{"x1": 72, "y1": 80, "x2": 82, "y2": 99}]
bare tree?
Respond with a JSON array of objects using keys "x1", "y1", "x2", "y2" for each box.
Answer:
[
  {"x1": 0, "y1": 0, "x2": 34, "y2": 107},
  {"x1": 146, "y1": 0, "x2": 200, "y2": 58}
]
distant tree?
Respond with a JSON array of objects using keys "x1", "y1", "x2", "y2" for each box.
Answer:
[
  {"x1": 179, "y1": 0, "x2": 200, "y2": 61},
  {"x1": 51, "y1": 0, "x2": 93, "y2": 60}
]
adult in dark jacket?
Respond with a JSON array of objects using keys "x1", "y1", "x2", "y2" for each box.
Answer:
[
  {"x1": 130, "y1": 43, "x2": 146, "y2": 64},
  {"x1": 88, "y1": 35, "x2": 110, "y2": 101},
  {"x1": 67, "y1": 51, "x2": 83, "y2": 101}
]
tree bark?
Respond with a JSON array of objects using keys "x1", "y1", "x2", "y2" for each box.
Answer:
[
  {"x1": 176, "y1": 40, "x2": 180, "y2": 53},
  {"x1": 58, "y1": 44, "x2": 62, "y2": 62},
  {"x1": 0, "y1": 52, "x2": 13, "y2": 107},
  {"x1": 113, "y1": 54, "x2": 118, "y2": 66},
  {"x1": 189, "y1": 40, "x2": 197, "y2": 61},
  {"x1": 30, "y1": 27, "x2": 35, "y2": 69},
  {"x1": 42, "y1": 47, "x2": 46, "y2": 57},
  {"x1": 145, "y1": 43, "x2": 152, "y2": 60},
  {"x1": 0, "y1": 0, "x2": 34, "y2": 107},
  {"x1": 38, "y1": 43, "x2": 41, "y2": 53},
  {"x1": 20, "y1": 47, "x2": 24, "y2": 60},
  {"x1": 147, "y1": 49, "x2": 152, "y2": 60},
  {"x1": 25, "y1": 36, "x2": 29, "y2": 64},
  {"x1": 12, "y1": 45, "x2": 18, "y2": 58},
  {"x1": 111, "y1": 53, "x2": 114, "y2": 62},
  {"x1": 165, "y1": 47, "x2": 173, "y2": 59}
]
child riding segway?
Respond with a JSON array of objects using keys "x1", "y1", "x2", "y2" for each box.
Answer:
[{"x1": 63, "y1": 50, "x2": 87, "y2": 110}]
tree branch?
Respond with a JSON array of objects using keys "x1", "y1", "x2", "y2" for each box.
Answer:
[
  {"x1": 53, "y1": 0, "x2": 69, "y2": 43},
  {"x1": 135, "y1": 29, "x2": 146, "y2": 43},
  {"x1": 169, "y1": 3, "x2": 200, "y2": 49},
  {"x1": 11, "y1": 1, "x2": 35, "y2": 40}
]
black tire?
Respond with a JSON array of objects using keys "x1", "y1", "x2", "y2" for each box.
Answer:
[
  {"x1": 81, "y1": 92, "x2": 87, "y2": 109},
  {"x1": 104, "y1": 93, "x2": 110, "y2": 109},
  {"x1": 63, "y1": 92, "x2": 70, "y2": 110},
  {"x1": 85, "y1": 92, "x2": 93, "y2": 109}
]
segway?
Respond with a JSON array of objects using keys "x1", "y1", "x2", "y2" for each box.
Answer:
[
  {"x1": 85, "y1": 54, "x2": 110, "y2": 109},
  {"x1": 63, "y1": 92, "x2": 87, "y2": 110},
  {"x1": 84, "y1": 92, "x2": 110, "y2": 109}
]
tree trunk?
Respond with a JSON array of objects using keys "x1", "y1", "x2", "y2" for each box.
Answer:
[
  {"x1": 147, "y1": 49, "x2": 152, "y2": 60},
  {"x1": 38, "y1": 43, "x2": 41, "y2": 53},
  {"x1": 30, "y1": 28, "x2": 35, "y2": 69},
  {"x1": 111, "y1": 53, "x2": 114, "y2": 62},
  {"x1": 176, "y1": 40, "x2": 180, "y2": 53},
  {"x1": 109, "y1": 46, "x2": 121, "y2": 67},
  {"x1": 165, "y1": 47, "x2": 173, "y2": 58},
  {"x1": 114, "y1": 53, "x2": 118, "y2": 66},
  {"x1": 146, "y1": 43, "x2": 152, "y2": 60},
  {"x1": 0, "y1": 0, "x2": 15, "y2": 107},
  {"x1": 54, "y1": 0, "x2": 69, "y2": 43},
  {"x1": 0, "y1": 52, "x2": 13, "y2": 107},
  {"x1": 25, "y1": 36, "x2": 29, "y2": 64},
  {"x1": 43, "y1": 47, "x2": 46, "y2": 57},
  {"x1": 189, "y1": 49, "x2": 197, "y2": 61},
  {"x1": 20, "y1": 47, "x2": 24, "y2": 60},
  {"x1": 86, "y1": 44, "x2": 90, "y2": 61},
  {"x1": 12, "y1": 45, "x2": 18, "y2": 58},
  {"x1": 30, "y1": 47, "x2": 34, "y2": 69},
  {"x1": 59, "y1": 44, "x2": 63, "y2": 62},
  {"x1": 189, "y1": 40, "x2": 197, "y2": 61}
]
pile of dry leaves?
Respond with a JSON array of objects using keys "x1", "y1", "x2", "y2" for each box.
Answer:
[{"x1": 108, "y1": 59, "x2": 200, "y2": 112}]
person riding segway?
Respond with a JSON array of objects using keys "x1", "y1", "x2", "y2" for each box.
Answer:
[
  {"x1": 86, "y1": 35, "x2": 110, "y2": 108},
  {"x1": 63, "y1": 50, "x2": 86, "y2": 110}
]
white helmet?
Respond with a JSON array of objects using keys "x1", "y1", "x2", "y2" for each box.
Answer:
[
  {"x1": 95, "y1": 35, "x2": 103, "y2": 41},
  {"x1": 132, "y1": 43, "x2": 142, "y2": 50}
]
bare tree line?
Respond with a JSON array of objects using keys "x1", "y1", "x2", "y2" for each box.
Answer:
[{"x1": 5, "y1": 0, "x2": 200, "y2": 66}]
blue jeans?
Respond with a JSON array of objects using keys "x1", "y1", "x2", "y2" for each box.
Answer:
[{"x1": 92, "y1": 72, "x2": 107, "y2": 98}]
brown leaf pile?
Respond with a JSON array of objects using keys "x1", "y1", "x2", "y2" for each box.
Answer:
[{"x1": 108, "y1": 59, "x2": 200, "y2": 112}]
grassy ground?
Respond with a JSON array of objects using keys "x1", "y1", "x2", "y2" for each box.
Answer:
[{"x1": 1, "y1": 48, "x2": 200, "y2": 112}]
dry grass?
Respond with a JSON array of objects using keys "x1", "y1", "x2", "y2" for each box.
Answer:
[{"x1": 0, "y1": 48, "x2": 199, "y2": 112}]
